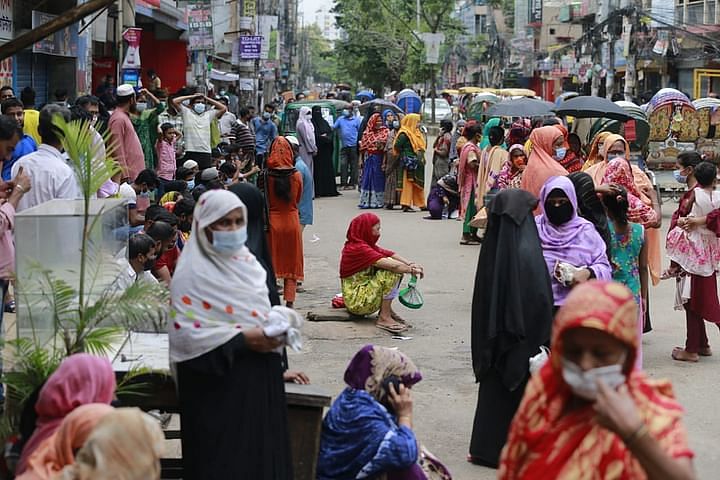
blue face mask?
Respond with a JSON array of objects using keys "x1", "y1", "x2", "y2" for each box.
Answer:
[
  {"x1": 187, "y1": 180, "x2": 195, "y2": 190},
  {"x1": 392, "y1": 120, "x2": 400, "y2": 129},
  {"x1": 342, "y1": 109, "x2": 350, "y2": 117},
  {"x1": 193, "y1": 103, "x2": 207, "y2": 114},
  {"x1": 673, "y1": 169, "x2": 688, "y2": 184},
  {"x1": 212, "y1": 226, "x2": 248, "y2": 254},
  {"x1": 555, "y1": 147, "x2": 567, "y2": 160},
  {"x1": 262, "y1": 112, "x2": 272, "y2": 120}
]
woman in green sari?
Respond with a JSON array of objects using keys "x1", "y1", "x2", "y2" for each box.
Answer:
[{"x1": 393, "y1": 113, "x2": 426, "y2": 212}]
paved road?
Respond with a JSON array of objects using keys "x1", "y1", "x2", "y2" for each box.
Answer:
[{"x1": 290, "y1": 162, "x2": 720, "y2": 478}]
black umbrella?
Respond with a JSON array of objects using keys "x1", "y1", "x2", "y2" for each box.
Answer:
[
  {"x1": 484, "y1": 98, "x2": 554, "y2": 117},
  {"x1": 553, "y1": 96, "x2": 632, "y2": 121},
  {"x1": 359, "y1": 99, "x2": 403, "y2": 115}
]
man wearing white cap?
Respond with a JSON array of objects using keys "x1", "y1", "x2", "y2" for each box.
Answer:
[
  {"x1": 182, "y1": 159, "x2": 199, "y2": 177},
  {"x1": 108, "y1": 84, "x2": 144, "y2": 181}
]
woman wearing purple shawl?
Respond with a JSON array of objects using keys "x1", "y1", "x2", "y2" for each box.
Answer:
[
  {"x1": 317, "y1": 345, "x2": 447, "y2": 480},
  {"x1": 536, "y1": 176, "x2": 612, "y2": 307},
  {"x1": 295, "y1": 106, "x2": 317, "y2": 174}
]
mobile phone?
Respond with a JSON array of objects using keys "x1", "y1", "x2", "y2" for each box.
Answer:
[{"x1": 382, "y1": 375, "x2": 404, "y2": 396}]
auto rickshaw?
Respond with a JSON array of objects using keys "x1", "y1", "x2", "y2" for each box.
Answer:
[{"x1": 280, "y1": 99, "x2": 351, "y2": 173}]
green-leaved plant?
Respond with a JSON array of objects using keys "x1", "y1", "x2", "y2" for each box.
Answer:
[{"x1": 3, "y1": 116, "x2": 169, "y2": 427}]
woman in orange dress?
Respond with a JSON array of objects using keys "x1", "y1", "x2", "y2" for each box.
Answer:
[
  {"x1": 265, "y1": 136, "x2": 304, "y2": 307},
  {"x1": 499, "y1": 280, "x2": 695, "y2": 480}
]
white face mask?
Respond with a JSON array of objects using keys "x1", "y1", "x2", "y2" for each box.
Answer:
[
  {"x1": 561, "y1": 354, "x2": 627, "y2": 401},
  {"x1": 211, "y1": 226, "x2": 248, "y2": 254}
]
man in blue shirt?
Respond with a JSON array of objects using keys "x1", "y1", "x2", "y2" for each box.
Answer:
[
  {"x1": 1, "y1": 98, "x2": 37, "y2": 181},
  {"x1": 333, "y1": 108, "x2": 361, "y2": 189},
  {"x1": 252, "y1": 103, "x2": 278, "y2": 168}
]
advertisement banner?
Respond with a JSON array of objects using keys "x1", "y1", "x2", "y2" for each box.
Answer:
[
  {"x1": 239, "y1": 35, "x2": 262, "y2": 59},
  {"x1": 529, "y1": 0, "x2": 543, "y2": 26},
  {"x1": 32, "y1": 11, "x2": 78, "y2": 57},
  {"x1": 0, "y1": 0, "x2": 12, "y2": 41},
  {"x1": 121, "y1": 27, "x2": 142, "y2": 70},
  {"x1": 0, "y1": 57, "x2": 12, "y2": 85},
  {"x1": 422, "y1": 33, "x2": 444, "y2": 64},
  {"x1": 257, "y1": 15, "x2": 277, "y2": 60},
  {"x1": 188, "y1": 1, "x2": 214, "y2": 51},
  {"x1": 243, "y1": 0, "x2": 256, "y2": 19}
]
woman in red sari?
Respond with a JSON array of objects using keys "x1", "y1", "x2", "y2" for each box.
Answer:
[{"x1": 499, "y1": 280, "x2": 695, "y2": 480}]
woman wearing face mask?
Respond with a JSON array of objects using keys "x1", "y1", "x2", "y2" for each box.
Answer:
[
  {"x1": 581, "y1": 131, "x2": 611, "y2": 172},
  {"x1": 295, "y1": 106, "x2": 317, "y2": 174},
  {"x1": 499, "y1": 280, "x2": 696, "y2": 480},
  {"x1": 497, "y1": 144, "x2": 528, "y2": 190},
  {"x1": 536, "y1": 176, "x2": 611, "y2": 308},
  {"x1": 668, "y1": 153, "x2": 720, "y2": 362},
  {"x1": 263, "y1": 137, "x2": 304, "y2": 308},
  {"x1": 170, "y1": 189, "x2": 301, "y2": 480},
  {"x1": 469, "y1": 189, "x2": 554, "y2": 468},
  {"x1": 520, "y1": 126, "x2": 569, "y2": 202},
  {"x1": 567, "y1": 171, "x2": 611, "y2": 257},
  {"x1": 382, "y1": 110, "x2": 401, "y2": 209}
]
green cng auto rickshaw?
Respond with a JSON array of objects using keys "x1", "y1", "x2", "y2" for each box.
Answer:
[{"x1": 281, "y1": 99, "x2": 351, "y2": 173}]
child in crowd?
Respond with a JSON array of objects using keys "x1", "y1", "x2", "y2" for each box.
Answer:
[
  {"x1": 602, "y1": 185, "x2": 647, "y2": 367},
  {"x1": 155, "y1": 123, "x2": 182, "y2": 191},
  {"x1": 665, "y1": 161, "x2": 720, "y2": 278}
]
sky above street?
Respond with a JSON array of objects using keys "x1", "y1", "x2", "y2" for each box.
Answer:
[{"x1": 299, "y1": 0, "x2": 331, "y2": 19}]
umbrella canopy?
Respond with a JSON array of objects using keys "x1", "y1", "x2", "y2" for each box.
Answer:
[
  {"x1": 555, "y1": 91, "x2": 580, "y2": 106},
  {"x1": 484, "y1": 97, "x2": 554, "y2": 117},
  {"x1": 359, "y1": 98, "x2": 403, "y2": 115},
  {"x1": 397, "y1": 89, "x2": 422, "y2": 114},
  {"x1": 554, "y1": 96, "x2": 632, "y2": 121},
  {"x1": 355, "y1": 90, "x2": 376, "y2": 102}
]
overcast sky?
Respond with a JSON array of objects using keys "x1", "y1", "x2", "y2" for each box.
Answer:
[{"x1": 299, "y1": 0, "x2": 331, "y2": 19}]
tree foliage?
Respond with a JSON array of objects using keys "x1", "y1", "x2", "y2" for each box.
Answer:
[{"x1": 330, "y1": 0, "x2": 463, "y2": 91}]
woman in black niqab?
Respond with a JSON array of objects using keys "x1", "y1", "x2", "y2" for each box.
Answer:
[
  {"x1": 311, "y1": 106, "x2": 340, "y2": 197},
  {"x1": 468, "y1": 188, "x2": 554, "y2": 468}
]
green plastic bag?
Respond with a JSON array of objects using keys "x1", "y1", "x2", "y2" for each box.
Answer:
[{"x1": 399, "y1": 275, "x2": 424, "y2": 309}]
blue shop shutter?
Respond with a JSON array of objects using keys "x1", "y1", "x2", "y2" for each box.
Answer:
[{"x1": 15, "y1": 51, "x2": 48, "y2": 107}]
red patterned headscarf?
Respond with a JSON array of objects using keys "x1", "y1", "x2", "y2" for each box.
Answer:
[
  {"x1": 602, "y1": 158, "x2": 659, "y2": 226},
  {"x1": 359, "y1": 113, "x2": 389, "y2": 153},
  {"x1": 499, "y1": 281, "x2": 693, "y2": 480}
]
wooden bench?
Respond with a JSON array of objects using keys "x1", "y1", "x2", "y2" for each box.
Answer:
[{"x1": 110, "y1": 332, "x2": 331, "y2": 480}]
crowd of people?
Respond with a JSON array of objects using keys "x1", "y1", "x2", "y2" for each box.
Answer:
[{"x1": 0, "y1": 75, "x2": 716, "y2": 479}]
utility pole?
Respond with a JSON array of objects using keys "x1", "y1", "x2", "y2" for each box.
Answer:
[{"x1": 623, "y1": 3, "x2": 639, "y2": 101}]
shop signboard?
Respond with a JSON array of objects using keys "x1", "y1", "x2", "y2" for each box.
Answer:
[
  {"x1": 0, "y1": 0, "x2": 12, "y2": 41},
  {"x1": 32, "y1": 11, "x2": 78, "y2": 57},
  {"x1": 239, "y1": 35, "x2": 262, "y2": 59},
  {"x1": 188, "y1": 1, "x2": 214, "y2": 51},
  {"x1": 529, "y1": 0, "x2": 543, "y2": 26}
]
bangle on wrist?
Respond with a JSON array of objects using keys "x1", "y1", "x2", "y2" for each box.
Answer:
[{"x1": 623, "y1": 423, "x2": 648, "y2": 448}]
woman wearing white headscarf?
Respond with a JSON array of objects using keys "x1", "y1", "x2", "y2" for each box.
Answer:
[
  {"x1": 169, "y1": 189, "x2": 301, "y2": 480},
  {"x1": 295, "y1": 106, "x2": 317, "y2": 174}
]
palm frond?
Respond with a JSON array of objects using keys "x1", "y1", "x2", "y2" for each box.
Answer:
[
  {"x1": 77, "y1": 326, "x2": 125, "y2": 356},
  {"x1": 52, "y1": 117, "x2": 120, "y2": 199},
  {"x1": 115, "y1": 365, "x2": 165, "y2": 399}
]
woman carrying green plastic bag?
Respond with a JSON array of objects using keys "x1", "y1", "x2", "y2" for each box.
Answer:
[{"x1": 339, "y1": 213, "x2": 425, "y2": 334}]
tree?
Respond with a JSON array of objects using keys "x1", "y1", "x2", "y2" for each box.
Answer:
[
  {"x1": 299, "y1": 24, "x2": 341, "y2": 87},
  {"x1": 330, "y1": 0, "x2": 462, "y2": 92}
]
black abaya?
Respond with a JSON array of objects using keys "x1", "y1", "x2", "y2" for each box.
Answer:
[
  {"x1": 311, "y1": 108, "x2": 340, "y2": 197},
  {"x1": 177, "y1": 334, "x2": 292, "y2": 480},
  {"x1": 469, "y1": 189, "x2": 554, "y2": 468}
]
